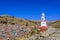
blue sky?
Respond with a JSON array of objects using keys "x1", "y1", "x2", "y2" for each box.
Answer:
[{"x1": 0, "y1": 0, "x2": 60, "y2": 21}]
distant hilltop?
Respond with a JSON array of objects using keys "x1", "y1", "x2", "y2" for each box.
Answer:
[
  {"x1": 48, "y1": 20, "x2": 60, "y2": 29},
  {"x1": 0, "y1": 15, "x2": 40, "y2": 26},
  {"x1": 0, "y1": 14, "x2": 60, "y2": 28}
]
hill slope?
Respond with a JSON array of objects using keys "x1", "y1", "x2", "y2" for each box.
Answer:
[
  {"x1": 0, "y1": 15, "x2": 40, "y2": 26},
  {"x1": 0, "y1": 15, "x2": 60, "y2": 27},
  {"x1": 48, "y1": 20, "x2": 60, "y2": 28}
]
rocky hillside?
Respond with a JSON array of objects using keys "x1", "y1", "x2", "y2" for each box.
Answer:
[
  {"x1": 48, "y1": 20, "x2": 60, "y2": 29},
  {"x1": 0, "y1": 15, "x2": 40, "y2": 26},
  {"x1": 0, "y1": 15, "x2": 60, "y2": 27}
]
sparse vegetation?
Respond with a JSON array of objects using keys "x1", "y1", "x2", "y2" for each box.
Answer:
[
  {"x1": 48, "y1": 20, "x2": 60, "y2": 29},
  {"x1": 0, "y1": 15, "x2": 39, "y2": 27},
  {"x1": 0, "y1": 15, "x2": 60, "y2": 28}
]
